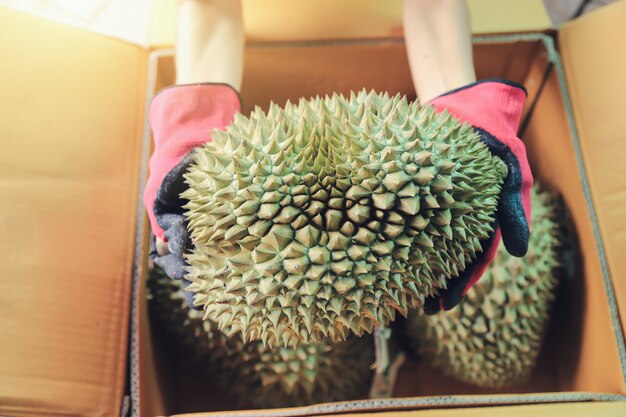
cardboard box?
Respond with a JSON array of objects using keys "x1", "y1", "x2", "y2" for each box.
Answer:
[{"x1": 1, "y1": 1, "x2": 626, "y2": 416}]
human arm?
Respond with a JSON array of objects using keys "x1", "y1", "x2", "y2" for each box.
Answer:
[
  {"x1": 402, "y1": 0, "x2": 475, "y2": 101},
  {"x1": 175, "y1": 0, "x2": 244, "y2": 87},
  {"x1": 403, "y1": 0, "x2": 533, "y2": 313},
  {"x1": 145, "y1": 0, "x2": 244, "y2": 283}
]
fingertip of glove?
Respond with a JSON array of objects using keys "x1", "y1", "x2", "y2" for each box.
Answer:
[
  {"x1": 502, "y1": 229, "x2": 529, "y2": 257},
  {"x1": 423, "y1": 298, "x2": 442, "y2": 315},
  {"x1": 499, "y1": 204, "x2": 530, "y2": 257},
  {"x1": 153, "y1": 255, "x2": 187, "y2": 280},
  {"x1": 183, "y1": 285, "x2": 201, "y2": 310},
  {"x1": 508, "y1": 243, "x2": 528, "y2": 257},
  {"x1": 441, "y1": 295, "x2": 463, "y2": 312}
]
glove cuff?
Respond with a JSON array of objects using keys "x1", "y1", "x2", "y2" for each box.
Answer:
[
  {"x1": 436, "y1": 78, "x2": 527, "y2": 99},
  {"x1": 149, "y1": 83, "x2": 242, "y2": 153},
  {"x1": 429, "y1": 79, "x2": 527, "y2": 142},
  {"x1": 144, "y1": 83, "x2": 241, "y2": 239}
]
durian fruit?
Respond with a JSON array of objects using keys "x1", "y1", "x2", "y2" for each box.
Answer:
[
  {"x1": 182, "y1": 90, "x2": 507, "y2": 347},
  {"x1": 147, "y1": 268, "x2": 374, "y2": 408},
  {"x1": 405, "y1": 185, "x2": 565, "y2": 387}
]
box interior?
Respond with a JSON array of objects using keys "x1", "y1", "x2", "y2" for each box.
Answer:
[
  {"x1": 136, "y1": 34, "x2": 626, "y2": 417},
  {"x1": 1, "y1": 2, "x2": 623, "y2": 417}
]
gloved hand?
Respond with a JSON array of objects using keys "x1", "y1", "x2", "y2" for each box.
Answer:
[
  {"x1": 423, "y1": 79, "x2": 533, "y2": 314},
  {"x1": 143, "y1": 83, "x2": 241, "y2": 304}
]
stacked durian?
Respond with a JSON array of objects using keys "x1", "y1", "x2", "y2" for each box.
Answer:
[
  {"x1": 182, "y1": 90, "x2": 507, "y2": 348},
  {"x1": 147, "y1": 268, "x2": 374, "y2": 408},
  {"x1": 405, "y1": 185, "x2": 564, "y2": 387}
]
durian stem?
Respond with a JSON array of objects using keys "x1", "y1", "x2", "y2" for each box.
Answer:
[
  {"x1": 369, "y1": 327, "x2": 405, "y2": 399},
  {"x1": 371, "y1": 326, "x2": 392, "y2": 373},
  {"x1": 403, "y1": 0, "x2": 476, "y2": 102}
]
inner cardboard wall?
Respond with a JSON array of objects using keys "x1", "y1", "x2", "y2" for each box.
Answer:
[
  {"x1": 558, "y1": 0, "x2": 626, "y2": 345},
  {"x1": 139, "y1": 39, "x2": 625, "y2": 415},
  {"x1": 523, "y1": 71, "x2": 625, "y2": 394}
]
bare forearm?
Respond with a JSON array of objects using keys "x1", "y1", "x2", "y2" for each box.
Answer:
[
  {"x1": 403, "y1": 0, "x2": 476, "y2": 101},
  {"x1": 176, "y1": 0, "x2": 244, "y2": 89}
]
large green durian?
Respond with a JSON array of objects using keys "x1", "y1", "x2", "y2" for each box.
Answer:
[
  {"x1": 147, "y1": 268, "x2": 374, "y2": 408},
  {"x1": 405, "y1": 185, "x2": 565, "y2": 387},
  {"x1": 182, "y1": 90, "x2": 506, "y2": 347}
]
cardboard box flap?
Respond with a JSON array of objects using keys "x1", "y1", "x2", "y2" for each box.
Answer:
[
  {"x1": 171, "y1": 401, "x2": 626, "y2": 417},
  {"x1": 147, "y1": 0, "x2": 551, "y2": 48},
  {"x1": 558, "y1": 0, "x2": 626, "y2": 346},
  {"x1": 0, "y1": 7, "x2": 146, "y2": 417}
]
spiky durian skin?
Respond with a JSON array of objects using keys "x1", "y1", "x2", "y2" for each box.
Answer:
[
  {"x1": 182, "y1": 90, "x2": 506, "y2": 347},
  {"x1": 405, "y1": 185, "x2": 564, "y2": 387},
  {"x1": 147, "y1": 268, "x2": 374, "y2": 408}
]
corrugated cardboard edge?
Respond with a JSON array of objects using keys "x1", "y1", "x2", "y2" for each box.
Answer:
[
  {"x1": 128, "y1": 48, "x2": 171, "y2": 417},
  {"x1": 171, "y1": 393, "x2": 625, "y2": 417},
  {"x1": 128, "y1": 35, "x2": 626, "y2": 417}
]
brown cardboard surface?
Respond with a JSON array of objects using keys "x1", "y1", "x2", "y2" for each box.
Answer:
[
  {"x1": 0, "y1": 7, "x2": 146, "y2": 417},
  {"x1": 558, "y1": 0, "x2": 626, "y2": 344},
  {"x1": 523, "y1": 62, "x2": 625, "y2": 395},
  {"x1": 241, "y1": 39, "x2": 542, "y2": 116},
  {"x1": 147, "y1": 0, "x2": 551, "y2": 47},
  {"x1": 136, "y1": 32, "x2": 626, "y2": 415},
  {"x1": 2, "y1": 1, "x2": 626, "y2": 417},
  {"x1": 171, "y1": 400, "x2": 626, "y2": 417}
]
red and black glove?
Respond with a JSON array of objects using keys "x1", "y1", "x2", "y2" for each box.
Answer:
[
  {"x1": 143, "y1": 83, "x2": 241, "y2": 302},
  {"x1": 424, "y1": 79, "x2": 533, "y2": 314}
]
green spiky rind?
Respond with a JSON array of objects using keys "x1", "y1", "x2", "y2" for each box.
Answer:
[
  {"x1": 146, "y1": 268, "x2": 374, "y2": 408},
  {"x1": 183, "y1": 90, "x2": 506, "y2": 347},
  {"x1": 405, "y1": 185, "x2": 564, "y2": 387}
]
